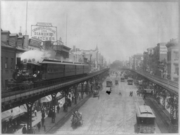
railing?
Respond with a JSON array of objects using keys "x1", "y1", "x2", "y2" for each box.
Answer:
[
  {"x1": 127, "y1": 69, "x2": 178, "y2": 95},
  {"x1": 2, "y1": 69, "x2": 109, "y2": 105},
  {"x1": 139, "y1": 70, "x2": 178, "y2": 89}
]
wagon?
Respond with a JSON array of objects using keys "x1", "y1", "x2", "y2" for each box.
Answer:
[
  {"x1": 121, "y1": 78, "x2": 125, "y2": 82},
  {"x1": 106, "y1": 81, "x2": 112, "y2": 87},
  {"x1": 127, "y1": 78, "x2": 133, "y2": 85}
]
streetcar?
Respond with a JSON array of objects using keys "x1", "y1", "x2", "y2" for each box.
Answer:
[
  {"x1": 106, "y1": 80, "x2": 112, "y2": 87},
  {"x1": 121, "y1": 77, "x2": 125, "y2": 82},
  {"x1": 93, "y1": 90, "x2": 99, "y2": 98},
  {"x1": 127, "y1": 78, "x2": 133, "y2": 85},
  {"x1": 136, "y1": 105, "x2": 156, "y2": 133},
  {"x1": 115, "y1": 80, "x2": 118, "y2": 85}
]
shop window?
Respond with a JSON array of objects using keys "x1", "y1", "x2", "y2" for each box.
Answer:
[{"x1": 174, "y1": 51, "x2": 179, "y2": 61}]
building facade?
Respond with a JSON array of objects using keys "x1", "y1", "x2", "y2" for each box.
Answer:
[{"x1": 166, "y1": 39, "x2": 179, "y2": 82}]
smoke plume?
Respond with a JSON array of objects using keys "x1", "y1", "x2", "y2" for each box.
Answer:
[{"x1": 20, "y1": 50, "x2": 56, "y2": 63}]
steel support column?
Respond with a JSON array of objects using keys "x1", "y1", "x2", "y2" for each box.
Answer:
[
  {"x1": 169, "y1": 95, "x2": 175, "y2": 124},
  {"x1": 74, "y1": 85, "x2": 78, "y2": 104},
  {"x1": 51, "y1": 93, "x2": 57, "y2": 123},
  {"x1": 162, "y1": 90, "x2": 166, "y2": 109},
  {"x1": 85, "y1": 81, "x2": 89, "y2": 96},
  {"x1": 26, "y1": 101, "x2": 35, "y2": 134},
  {"x1": 81, "y1": 82, "x2": 84, "y2": 99}
]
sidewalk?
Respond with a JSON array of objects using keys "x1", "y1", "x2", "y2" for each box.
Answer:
[
  {"x1": 15, "y1": 94, "x2": 90, "y2": 134},
  {"x1": 145, "y1": 96, "x2": 178, "y2": 133}
]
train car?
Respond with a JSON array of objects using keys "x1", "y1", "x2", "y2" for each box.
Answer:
[
  {"x1": 9, "y1": 58, "x2": 90, "y2": 91},
  {"x1": 41, "y1": 59, "x2": 90, "y2": 80},
  {"x1": 136, "y1": 105, "x2": 156, "y2": 133}
]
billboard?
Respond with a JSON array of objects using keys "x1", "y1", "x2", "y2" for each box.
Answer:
[{"x1": 31, "y1": 23, "x2": 57, "y2": 41}]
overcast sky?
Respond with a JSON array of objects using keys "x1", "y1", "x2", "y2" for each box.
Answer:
[{"x1": 1, "y1": 1, "x2": 179, "y2": 62}]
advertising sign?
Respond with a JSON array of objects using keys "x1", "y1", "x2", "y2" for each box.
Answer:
[{"x1": 31, "y1": 23, "x2": 57, "y2": 41}]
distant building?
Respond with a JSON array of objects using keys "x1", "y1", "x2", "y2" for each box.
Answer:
[
  {"x1": 43, "y1": 39, "x2": 70, "y2": 60},
  {"x1": 166, "y1": 39, "x2": 179, "y2": 82},
  {"x1": 28, "y1": 37, "x2": 42, "y2": 50},
  {"x1": 132, "y1": 54, "x2": 143, "y2": 71},
  {"x1": 69, "y1": 46, "x2": 106, "y2": 71},
  {"x1": 53, "y1": 44, "x2": 71, "y2": 60},
  {"x1": 1, "y1": 41, "x2": 16, "y2": 91},
  {"x1": 153, "y1": 43, "x2": 168, "y2": 77},
  {"x1": 1, "y1": 30, "x2": 27, "y2": 91},
  {"x1": 43, "y1": 41, "x2": 54, "y2": 51}
]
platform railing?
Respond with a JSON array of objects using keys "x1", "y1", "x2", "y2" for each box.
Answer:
[{"x1": 2, "y1": 68, "x2": 109, "y2": 105}]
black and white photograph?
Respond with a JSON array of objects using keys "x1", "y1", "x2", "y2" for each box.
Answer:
[{"x1": 1, "y1": 0, "x2": 179, "y2": 134}]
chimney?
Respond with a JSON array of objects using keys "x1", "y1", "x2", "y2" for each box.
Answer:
[
  {"x1": 9, "y1": 33, "x2": 18, "y2": 47},
  {"x1": 23, "y1": 35, "x2": 29, "y2": 49},
  {"x1": 17, "y1": 35, "x2": 24, "y2": 48},
  {"x1": 1, "y1": 30, "x2": 11, "y2": 44}
]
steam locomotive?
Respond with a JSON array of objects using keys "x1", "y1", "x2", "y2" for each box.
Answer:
[{"x1": 7, "y1": 59, "x2": 90, "y2": 91}]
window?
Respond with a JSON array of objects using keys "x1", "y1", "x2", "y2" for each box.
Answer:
[
  {"x1": 1, "y1": 57, "x2": 3, "y2": 70},
  {"x1": 174, "y1": 65, "x2": 179, "y2": 75},
  {"x1": 167, "y1": 51, "x2": 171, "y2": 61},
  {"x1": 174, "y1": 51, "x2": 179, "y2": 61},
  {"x1": 5, "y1": 57, "x2": 8, "y2": 69},
  {"x1": 11, "y1": 58, "x2": 14, "y2": 69}
]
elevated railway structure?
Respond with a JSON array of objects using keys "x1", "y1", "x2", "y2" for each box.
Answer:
[
  {"x1": 2, "y1": 68, "x2": 109, "y2": 133},
  {"x1": 124, "y1": 68, "x2": 178, "y2": 127}
]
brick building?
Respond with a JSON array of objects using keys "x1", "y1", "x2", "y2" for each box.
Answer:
[
  {"x1": 28, "y1": 37, "x2": 42, "y2": 50},
  {"x1": 1, "y1": 30, "x2": 26, "y2": 91}
]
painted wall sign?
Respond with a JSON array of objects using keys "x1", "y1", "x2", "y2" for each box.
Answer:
[{"x1": 31, "y1": 23, "x2": 57, "y2": 41}]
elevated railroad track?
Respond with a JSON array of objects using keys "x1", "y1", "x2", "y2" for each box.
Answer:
[{"x1": 2, "y1": 69, "x2": 109, "y2": 112}]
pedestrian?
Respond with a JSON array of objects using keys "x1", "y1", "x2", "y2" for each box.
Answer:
[
  {"x1": 43, "y1": 125, "x2": 46, "y2": 131},
  {"x1": 42, "y1": 111, "x2": 45, "y2": 119},
  {"x1": 57, "y1": 105, "x2": 60, "y2": 113},
  {"x1": 34, "y1": 109, "x2": 37, "y2": 117},
  {"x1": 41, "y1": 118, "x2": 44, "y2": 127},
  {"x1": 37, "y1": 122, "x2": 41, "y2": 131},
  {"x1": 22, "y1": 125, "x2": 27, "y2": 134},
  {"x1": 52, "y1": 112, "x2": 56, "y2": 123}
]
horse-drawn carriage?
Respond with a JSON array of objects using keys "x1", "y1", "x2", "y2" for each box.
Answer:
[
  {"x1": 106, "y1": 80, "x2": 112, "y2": 87},
  {"x1": 71, "y1": 111, "x2": 83, "y2": 128},
  {"x1": 93, "y1": 90, "x2": 99, "y2": 98},
  {"x1": 121, "y1": 77, "x2": 125, "y2": 82},
  {"x1": 127, "y1": 78, "x2": 133, "y2": 85},
  {"x1": 115, "y1": 80, "x2": 118, "y2": 85}
]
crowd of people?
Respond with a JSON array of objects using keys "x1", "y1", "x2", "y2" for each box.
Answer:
[{"x1": 2, "y1": 86, "x2": 89, "y2": 134}]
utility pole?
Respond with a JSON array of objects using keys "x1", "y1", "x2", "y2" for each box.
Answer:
[
  {"x1": 66, "y1": 14, "x2": 68, "y2": 46},
  {"x1": 25, "y1": 1, "x2": 28, "y2": 35}
]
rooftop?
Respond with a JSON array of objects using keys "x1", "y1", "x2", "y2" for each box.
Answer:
[
  {"x1": 1, "y1": 30, "x2": 10, "y2": 34},
  {"x1": 166, "y1": 39, "x2": 178, "y2": 48},
  {"x1": 9, "y1": 33, "x2": 18, "y2": 37}
]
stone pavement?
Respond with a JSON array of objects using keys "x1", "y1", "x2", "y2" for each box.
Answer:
[{"x1": 14, "y1": 94, "x2": 90, "y2": 134}]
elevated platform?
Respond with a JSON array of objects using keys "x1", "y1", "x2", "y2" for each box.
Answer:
[
  {"x1": 2, "y1": 69, "x2": 109, "y2": 112},
  {"x1": 127, "y1": 69, "x2": 178, "y2": 95}
]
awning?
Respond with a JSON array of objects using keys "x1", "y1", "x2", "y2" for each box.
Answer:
[
  {"x1": 2, "y1": 110, "x2": 12, "y2": 122},
  {"x1": 11, "y1": 106, "x2": 27, "y2": 119},
  {"x1": 2, "y1": 105, "x2": 27, "y2": 122},
  {"x1": 144, "y1": 89, "x2": 153, "y2": 93},
  {"x1": 40, "y1": 95, "x2": 52, "y2": 103}
]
